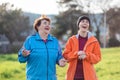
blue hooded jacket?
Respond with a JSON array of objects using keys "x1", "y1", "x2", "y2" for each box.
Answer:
[{"x1": 18, "y1": 33, "x2": 63, "y2": 80}]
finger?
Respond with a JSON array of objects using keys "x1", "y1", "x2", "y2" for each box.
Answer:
[{"x1": 78, "y1": 56, "x2": 82, "y2": 60}]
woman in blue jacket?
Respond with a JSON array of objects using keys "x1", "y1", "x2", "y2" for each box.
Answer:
[{"x1": 18, "y1": 15, "x2": 66, "y2": 80}]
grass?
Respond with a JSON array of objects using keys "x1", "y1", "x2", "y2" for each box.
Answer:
[
  {"x1": 0, "y1": 47, "x2": 120, "y2": 80},
  {"x1": 95, "y1": 47, "x2": 120, "y2": 80}
]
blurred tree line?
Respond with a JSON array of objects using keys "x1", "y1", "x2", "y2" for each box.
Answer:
[
  {"x1": 0, "y1": 3, "x2": 31, "y2": 53},
  {"x1": 0, "y1": 1, "x2": 120, "y2": 53},
  {"x1": 0, "y1": 3, "x2": 30, "y2": 44},
  {"x1": 52, "y1": 0, "x2": 120, "y2": 47}
]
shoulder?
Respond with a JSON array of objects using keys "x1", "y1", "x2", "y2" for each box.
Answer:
[
  {"x1": 25, "y1": 33, "x2": 36, "y2": 41},
  {"x1": 87, "y1": 31, "x2": 98, "y2": 41},
  {"x1": 51, "y1": 35, "x2": 58, "y2": 40},
  {"x1": 68, "y1": 35, "x2": 78, "y2": 41},
  {"x1": 89, "y1": 36, "x2": 98, "y2": 42},
  {"x1": 66, "y1": 35, "x2": 78, "y2": 44},
  {"x1": 49, "y1": 34, "x2": 59, "y2": 42},
  {"x1": 87, "y1": 36, "x2": 100, "y2": 46}
]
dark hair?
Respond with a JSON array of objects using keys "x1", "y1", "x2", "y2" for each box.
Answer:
[{"x1": 77, "y1": 15, "x2": 90, "y2": 28}]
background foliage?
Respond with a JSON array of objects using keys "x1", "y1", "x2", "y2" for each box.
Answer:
[
  {"x1": 52, "y1": 0, "x2": 120, "y2": 47},
  {"x1": 0, "y1": 3, "x2": 31, "y2": 44}
]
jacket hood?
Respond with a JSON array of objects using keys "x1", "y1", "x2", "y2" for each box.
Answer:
[{"x1": 75, "y1": 31, "x2": 93, "y2": 39}]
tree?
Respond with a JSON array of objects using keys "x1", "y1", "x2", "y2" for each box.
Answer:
[
  {"x1": 107, "y1": 7, "x2": 120, "y2": 47},
  {"x1": 54, "y1": 0, "x2": 120, "y2": 47},
  {"x1": 0, "y1": 3, "x2": 30, "y2": 44},
  {"x1": 52, "y1": 9, "x2": 85, "y2": 39},
  {"x1": 107, "y1": 8, "x2": 120, "y2": 37},
  {"x1": 56, "y1": 0, "x2": 112, "y2": 39},
  {"x1": 52, "y1": 0, "x2": 87, "y2": 39}
]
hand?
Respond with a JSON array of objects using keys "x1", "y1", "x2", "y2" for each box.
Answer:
[
  {"x1": 78, "y1": 54, "x2": 86, "y2": 60},
  {"x1": 78, "y1": 51, "x2": 84, "y2": 56},
  {"x1": 22, "y1": 49, "x2": 30, "y2": 57},
  {"x1": 78, "y1": 51, "x2": 86, "y2": 60},
  {"x1": 59, "y1": 58, "x2": 67, "y2": 67}
]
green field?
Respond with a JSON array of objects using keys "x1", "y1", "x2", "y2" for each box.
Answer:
[{"x1": 0, "y1": 47, "x2": 120, "y2": 80}]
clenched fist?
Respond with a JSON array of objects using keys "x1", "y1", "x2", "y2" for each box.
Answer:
[
  {"x1": 59, "y1": 58, "x2": 67, "y2": 67},
  {"x1": 78, "y1": 51, "x2": 86, "y2": 60},
  {"x1": 22, "y1": 49, "x2": 30, "y2": 57}
]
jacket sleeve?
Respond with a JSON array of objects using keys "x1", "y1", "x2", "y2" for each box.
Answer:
[
  {"x1": 18, "y1": 37, "x2": 31, "y2": 63},
  {"x1": 56, "y1": 43, "x2": 63, "y2": 65},
  {"x1": 63, "y1": 38, "x2": 78, "y2": 62},
  {"x1": 85, "y1": 41, "x2": 101, "y2": 64}
]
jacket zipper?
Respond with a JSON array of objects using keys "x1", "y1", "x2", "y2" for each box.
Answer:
[{"x1": 45, "y1": 42, "x2": 49, "y2": 80}]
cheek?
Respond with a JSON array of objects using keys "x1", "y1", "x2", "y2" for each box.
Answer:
[
  {"x1": 87, "y1": 25, "x2": 90, "y2": 29},
  {"x1": 78, "y1": 25, "x2": 82, "y2": 29},
  {"x1": 37, "y1": 26, "x2": 43, "y2": 31}
]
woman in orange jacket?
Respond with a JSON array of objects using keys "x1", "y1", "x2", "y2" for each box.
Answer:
[{"x1": 63, "y1": 15, "x2": 101, "y2": 80}]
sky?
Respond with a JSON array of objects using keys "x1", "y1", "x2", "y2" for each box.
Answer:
[
  {"x1": 0, "y1": 0, "x2": 120, "y2": 15},
  {"x1": 0, "y1": 0, "x2": 59, "y2": 14}
]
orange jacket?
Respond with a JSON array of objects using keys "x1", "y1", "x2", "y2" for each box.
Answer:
[{"x1": 63, "y1": 32, "x2": 101, "y2": 80}]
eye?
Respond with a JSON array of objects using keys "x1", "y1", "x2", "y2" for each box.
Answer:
[
  {"x1": 43, "y1": 21, "x2": 50, "y2": 25},
  {"x1": 86, "y1": 20, "x2": 89, "y2": 23},
  {"x1": 43, "y1": 21, "x2": 47, "y2": 25}
]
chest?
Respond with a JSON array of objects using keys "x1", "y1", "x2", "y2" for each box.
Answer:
[{"x1": 29, "y1": 40, "x2": 59, "y2": 60}]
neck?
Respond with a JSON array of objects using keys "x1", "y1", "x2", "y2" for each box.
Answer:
[
  {"x1": 38, "y1": 31, "x2": 48, "y2": 40},
  {"x1": 78, "y1": 30, "x2": 88, "y2": 38}
]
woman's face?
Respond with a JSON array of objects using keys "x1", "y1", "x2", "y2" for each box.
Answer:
[
  {"x1": 78, "y1": 19, "x2": 89, "y2": 32},
  {"x1": 37, "y1": 19, "x2": 51, "y2": 34}
]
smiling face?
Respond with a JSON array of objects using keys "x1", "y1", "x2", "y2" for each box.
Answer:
[
  {"x1": 37, "y1": 19, "x2": 51, "y2": 34},
  {"x1": 78, "y1": 19, "x2": 90, "y2": 32}
]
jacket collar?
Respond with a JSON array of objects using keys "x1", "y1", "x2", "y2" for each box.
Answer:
[
  {"x1": 75, "y1": 31, "x2": 98, "y2": 50},
  {"x1": 75, "y1": 31, "x2": 93, "y2": 39},
  {"x1": 35, "y1": 32, "x2": 53, "y2": 41}
]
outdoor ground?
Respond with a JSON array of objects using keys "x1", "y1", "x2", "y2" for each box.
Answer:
[{"x1": 0, "y1": 47, "x2": 120, "y2": 80}]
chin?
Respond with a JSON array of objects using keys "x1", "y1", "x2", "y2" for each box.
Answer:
[
  {"x1": 45, "y1": 31, "x2": 50, "y2": 34},
  {"x1": 81, "y1": 30, "x2": 87, "y2": 33}
]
